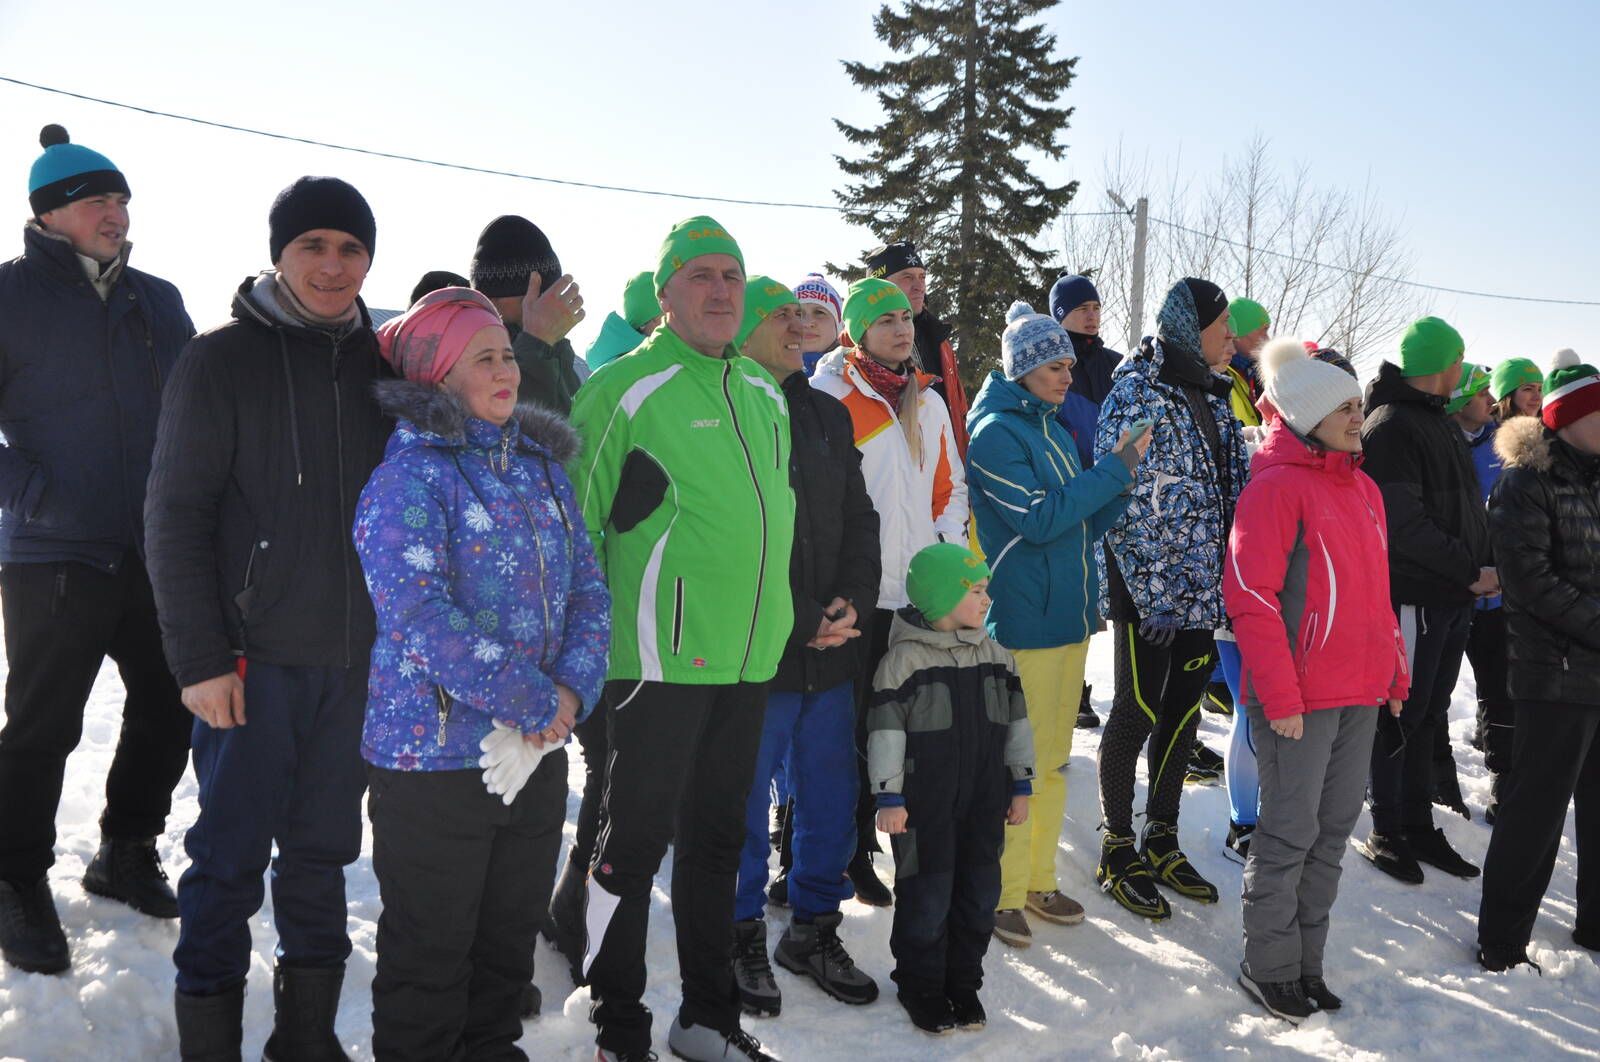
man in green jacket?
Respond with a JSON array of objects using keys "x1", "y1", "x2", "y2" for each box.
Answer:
[{"x1": 569, "y1": 216, "x2": 795, "y2": 1062}]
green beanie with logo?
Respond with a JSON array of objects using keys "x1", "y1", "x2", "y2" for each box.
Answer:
[
  {"x1": 1228, "y1": 298, "x2": 1270, "y2": 337},
  {"x1": 1398, "y1": 316, "x2": 1465, "y2": 378},
  {"x1": 906, "y1": 543, "x2": 990, "y2": 623},
  {"x1": 1445, "y1": 363, "x2": 1492, "y2": 415},
  {"x1": 737, "y1": 276, "x2": 800, "y2": 349},
  {"x1": 655, "y1": 215, "x2": 744, "y2": 292},
  {"x1": 1489, "y1": 357, "x2": 1542, "y2": 402},
  {"x1": 842, "y1": 278, "x2": 913, "y2": 346},
  {"x1": 622, "y1": 271, "x2": 661, "y2": 330}
]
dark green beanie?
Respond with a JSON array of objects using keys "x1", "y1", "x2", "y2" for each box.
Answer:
[{"x1": 1398, "y1": 316, "x2": 1465, "y2": 378}]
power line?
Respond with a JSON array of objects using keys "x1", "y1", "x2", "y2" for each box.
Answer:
[
  {"x1": 1142, "y1": 212, "x2": 1600, "y2": 308},
  {"x1": 1, "y1": 75, "x2": 1127, "y2": 220},
  {"x1": 11, "y1": 74, "x2": 1594, "y2": 307}
]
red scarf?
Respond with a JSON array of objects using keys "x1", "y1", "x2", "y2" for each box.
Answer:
[{"x1": 850, "y1": 351, "x2": 936, "y2": 409}]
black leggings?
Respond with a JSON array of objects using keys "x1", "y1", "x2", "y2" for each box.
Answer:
[{"x1": 1098, "y1": 623, "x2": 1216, "y2": 835}]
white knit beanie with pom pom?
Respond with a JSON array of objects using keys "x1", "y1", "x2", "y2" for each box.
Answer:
[{"x1": 1257, "y1": 336, "x2": 1362, "y2": 437}]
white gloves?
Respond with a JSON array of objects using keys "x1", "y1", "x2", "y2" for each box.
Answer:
[{"x1": 479, "y1": 721, "x2": 564, "y2": 806}]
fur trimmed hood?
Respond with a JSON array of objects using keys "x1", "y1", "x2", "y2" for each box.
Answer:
[
  {"x1": 372, "y1": 378, "x2": 580, "y2": 463},
  {"x1": 1494, "y1": 415, "x2": 1552, "y2": 472}
]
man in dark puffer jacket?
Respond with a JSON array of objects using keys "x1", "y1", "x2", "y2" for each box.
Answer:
[
  {"x1": 147, "y1": 177, "x2": 392, "y2": 1059},
  {"x1": 0, "y1": 126, "x2": 194, "y2": 976},
  {"x1": 1477, "y1": 357, "x2": 1600, "y2": 972}
]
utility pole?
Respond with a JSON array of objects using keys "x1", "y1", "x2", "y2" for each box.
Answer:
[{"x1": 1128, "y1": 196, "x2": 1148, "y2": 351}]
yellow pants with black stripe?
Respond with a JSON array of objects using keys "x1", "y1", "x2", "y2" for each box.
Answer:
[{"x1": 997, "y1": 640, "x2": 1090, "y2": 910}]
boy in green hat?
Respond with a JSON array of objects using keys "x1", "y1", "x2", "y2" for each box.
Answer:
[{"x1": 868, "y1": 543, "x2": 1034, "y2": 1035}]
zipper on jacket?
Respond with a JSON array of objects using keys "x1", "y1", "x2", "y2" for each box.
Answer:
[
  {"x1": 434, "y1": 686, "x2": 451, "y2": 747},
  {"x1": 672, "y1": 577, "x2": 685, "y2": 654},
  {"x1": 723, "y1": 362, "x2": 770, "y2": 676},
  {"x1": 242, "y1": 538, "x2": 267, "y2": 593},
  {"x1": 143, "y1": 313, "x2": 162, "y2": 391},
  {"x1": 331, "y1": 335, "x2": 352, "y2": 669}
]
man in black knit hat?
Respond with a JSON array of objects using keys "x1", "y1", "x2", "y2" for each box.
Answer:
[
  {"x1": 0, "y1": 125, "x2": 194, "y2": 976},
  {"x1": 147, "y1": 175, "x2": 392, "y2": 1058},
  {"x1": 471, "y1": 214, "x2": 587, "y2": 414}
]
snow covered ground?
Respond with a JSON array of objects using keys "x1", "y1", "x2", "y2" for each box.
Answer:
[{"x1": 0, "y1": 634, "x2": 1595, "y2": 1061}]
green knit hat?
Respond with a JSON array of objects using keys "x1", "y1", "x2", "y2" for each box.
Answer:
[
  {"x1": 655, "y1": 215, "x2": 744, "y2": 292},
  {"x1": 737, "y1": 276, "x2": 800, "y2": 349},
  {"x1": 842, "y1": 278, "x2": 913, "y2": 346},
  {"x1": 1489, "y1": 357, "x2": 1542, "y2": 402},
  {"x1": 1228, "y1": 297, "x2": 1270, "y2": 337},
  {"x1": 1398, "y1": 316, "x2": 1465, "y2": 378},
  {"x1": 1445, "y1": 363, "x2": 1492, "y2": 415},
  {"x1": 905, "y1": 543, "x2": 990, "y2": 623},
  {"x1": 621, "y1": 271, "x2": 661, "y2": 330}
]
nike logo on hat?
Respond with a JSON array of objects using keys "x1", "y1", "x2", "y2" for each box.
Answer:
[{"x1": 65, "y1": 183, "x2": 88, "y2": 196}]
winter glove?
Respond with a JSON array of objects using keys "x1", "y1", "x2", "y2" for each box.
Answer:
[
  {"x1": 480, "y1": 723, "x2": 525, "y2": 796},
  {"x1": 1137, "y1": 612, "x2": 1182, "y2": 648}
]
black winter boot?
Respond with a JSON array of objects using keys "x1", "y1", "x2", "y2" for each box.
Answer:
[
  {"x1": 543, "y1": 850, "x2": 588, "y2": 984},
  {"x1": 0, "y1": 877, "x2": 69, "y2": 974},
  {"x1": 1075, "y1": 683, "x2": 1100, "y2": 729},
  {"x1": 261, "y1": 963, "x2": 350, "y2": 1061},
  {"x1": 1140, "y1": 820, "x2": 1218, "y2": 903},
  {"x1": 846, "y1": 850, "x2": 892, "y2": 908},
  {"x1": 174, "y1": 985, "x2": 245, "y2": 1062},
  {"x1": 1096, "y1": 832, "x2": 1169, "y2": 920},
  {"x1": 83, "y1": 837, "x2": 179, "y2": 919}
]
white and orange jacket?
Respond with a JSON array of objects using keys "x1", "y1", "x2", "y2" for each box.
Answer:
[{"x1": 812, "y1": 350, "x2": 968, "y2": 609}]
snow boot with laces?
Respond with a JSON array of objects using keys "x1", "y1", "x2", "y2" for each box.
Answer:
[
  {"x1": 82, "y1": 836, "x2": 179, "y2": 918},
  {"x1": 774, "y1": 912, "x2": 878, "y2": 1005},
  {"x1": 731, "y1": 918, "x2": 781, "y2": 1017}
]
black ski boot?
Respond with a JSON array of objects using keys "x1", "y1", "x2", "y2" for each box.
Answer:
[
  {"x1": 896, "y1": 990, "x2": 956, "y2": 1035},
  {"x1": 846, "y1": 850, "x2": 893, "y2": 907},
  {"x1": 543, "y1": 850, "x2": 589, "y2": 985},
  {"x1": 261, "y1": 963, "x2": 350, "y2": 1061},
  {"x1": 1301, "y1": 975, "x2": 1342, "y2": 1010},
  {"x1": 1140, "y1": 820, "x2": 1218, "y2": 903},
  {"x1": 83, "y1": 837, "x2": 180, "y2": 918},
  {"x1": 1203, "y1": 680, "x2": 1235, "y2": 716},
  {"x1": 1186, "y1": 743, "x2": 1224, "y2": 785},
  {"x1": 1096, "y1": 831, "x2": 1169, "y2": 920},
  {"x1": 1404, "y1": 825, "x2": 1480, "y2": 878},
  {"x1": 1357, "y1": 830, "x2": 1424, "y2": 884}
]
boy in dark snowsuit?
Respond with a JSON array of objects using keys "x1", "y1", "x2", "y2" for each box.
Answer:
[{"x1": 868, "y1": 544, "x2": 1034, "y2": 1035}]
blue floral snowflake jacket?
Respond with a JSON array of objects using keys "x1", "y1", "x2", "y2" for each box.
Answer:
[
  {"x1": 1093, "y1": 337, "x2": 1249, "y2": 630},
  {"x1": 355, "y1": 381, "x2": 610, "y2": 771}
]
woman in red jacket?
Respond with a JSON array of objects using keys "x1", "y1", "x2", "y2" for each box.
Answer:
[{"x1": 1224, "y1": 338, "x2": 1410, "y2": 1025}]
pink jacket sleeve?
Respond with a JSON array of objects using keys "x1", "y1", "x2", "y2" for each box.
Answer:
[{"x1": 1223, "y1": 475, "x2": 1308, "y2": 720}]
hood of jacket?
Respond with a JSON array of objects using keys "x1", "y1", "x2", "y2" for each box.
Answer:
[
  {"x1": 584, "y1": 311, "x2": 647, "y2": 372},
  {"x1": 888, "y1": 606, "x2": 991, "y2": 653},
  {"x1": 1250, "y1": 415, "x2": 1363, "y2": 480},
  {"x1": 1364, "y1": 359, "x2": 1446, "y2": 417},
  {"x1": 372, "y1": 379, "x2": 579, "y2": 464}
]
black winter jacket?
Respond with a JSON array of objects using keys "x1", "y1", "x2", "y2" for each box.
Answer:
[
  {"x1": 1360, "y1": 361, "x2": 1490, "y2": 607},
  {"x1": 510, "y1": 324, "x2": 582, "y2": 416},
  {"x1": 1488, "y1": 417, "x2": 1600, "y2": 707},
  {"x1": 775, "y1": 370, "x2": 881, "y2": 693},
  {"x1": 0, "y1": 225, "x2": 194, "y2": 569},
  {"x1": 145, "y1": 276, "x2": 394, "y2": 687}
]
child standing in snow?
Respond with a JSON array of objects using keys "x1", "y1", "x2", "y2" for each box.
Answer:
[{"x1": 868, "y1": 543, "x2": 1034, "y2": 1035}]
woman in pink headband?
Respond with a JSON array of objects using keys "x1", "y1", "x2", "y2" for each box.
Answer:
[{"x1": 356, "y1": 287, "x2": 611, "y2": 1053}]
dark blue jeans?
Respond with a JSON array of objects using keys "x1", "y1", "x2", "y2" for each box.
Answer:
[
  {"x1": 173, "y1": 657, "x2": 368, "y2": 995},
  {"x1": 735, "y1": 683, "x2": 857, "y2": 922}
]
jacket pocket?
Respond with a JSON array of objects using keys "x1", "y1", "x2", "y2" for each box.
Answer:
[
  {"x1": 671, "y1": 577, "x2": 686, "y2": 655},
  {"x1": 233, "y1": 535, "x2": 272, "y2": 623},
  {"x1": 1297, "y1": 610, "x2": 1321, "y2": 672}
]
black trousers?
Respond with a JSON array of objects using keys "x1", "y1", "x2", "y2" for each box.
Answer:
[
  {"x1": 1371, "y1": 604, "x2": 1471, "y2": 835},
  {"x1": 0, "y1": 556, "x2": 190, "y2": 881},
  {"x1": 1098, "y1": 623, "x2": 1216, "y2": 835},
  {"x1": 1466, "y1": 607, "x2": 1515, "y2": 787},
  {"x1": 369, "y1": 753, "x2": 567, "y2": 1062},
  {"x1": 888, "y1": 798, "x2": 1004, "y2": 998},
  {"x1": 585, "y1": 680, "x2": 767, "y2": 1055},
  {"x1": 1478, "y1": 702, "x2": 1600, "y2": 950},
  {"x1": 567, "y1": 703, "x2": 610, "y2": 873}
]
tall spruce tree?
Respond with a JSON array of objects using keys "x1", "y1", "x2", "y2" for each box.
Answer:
[{"x1": 834, "y1": 0, "x2": 1077, "y2": 387}]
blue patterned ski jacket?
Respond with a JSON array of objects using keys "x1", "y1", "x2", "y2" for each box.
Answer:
[
  {"x1": 1094, "y1": 337, "x2": 1249, "y2": 630},
  {"x1": 355, "y1": 381, "x2": 610, "y2": 771}
]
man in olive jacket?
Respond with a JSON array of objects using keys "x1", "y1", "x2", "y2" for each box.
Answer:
[{"x1": 568, "y1": 217, "x2": 794, "y2": 1062}]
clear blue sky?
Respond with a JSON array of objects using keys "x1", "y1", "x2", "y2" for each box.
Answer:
[{"x1": 1, "y1": 0, "x2": 1594, "y2": 365}]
